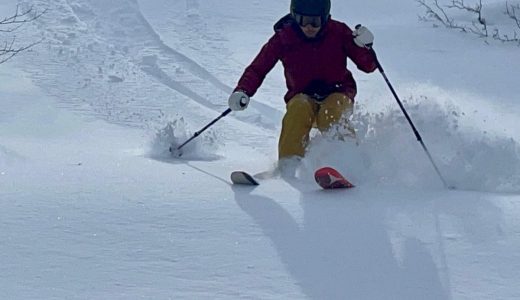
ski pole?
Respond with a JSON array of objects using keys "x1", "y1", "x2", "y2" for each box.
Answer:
[
  {"x1": 171, "y1": 108, "x2": 232, "y2": 155},
  {"x1": 368, "y1": 46, "x2": 451, "y2": 189}
]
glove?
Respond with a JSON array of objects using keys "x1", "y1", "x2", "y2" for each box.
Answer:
[
  {"x1": 353, "y1": 25, "x2": 374, "y2": 49},
  {"x1": 228, "y1": 91, "x2": 250, "y2": 111}
]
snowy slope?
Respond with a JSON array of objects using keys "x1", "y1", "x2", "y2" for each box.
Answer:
[{"x1": 1, "y1": 0, "x2": 520, "y2": 299}]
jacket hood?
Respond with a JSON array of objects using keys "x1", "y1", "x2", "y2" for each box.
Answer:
[{"x1": 274, "y1": 14, "x2": 296, "y2": 32}]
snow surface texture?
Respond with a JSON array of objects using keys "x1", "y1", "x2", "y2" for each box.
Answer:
[{"x1": 1, "y1": 0, "x2": 520, "y2": 299}]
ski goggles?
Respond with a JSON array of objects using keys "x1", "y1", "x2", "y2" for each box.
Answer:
[{"x1": 293, "y1": 13, "x2": 322, "y2": 28}]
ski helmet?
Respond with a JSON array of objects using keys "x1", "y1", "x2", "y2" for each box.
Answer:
[{"x1": 290, "y1": 0, "x2": 331, "y2": 23}]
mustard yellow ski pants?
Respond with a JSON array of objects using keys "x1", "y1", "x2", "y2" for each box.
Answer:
[{"x1": 278, "y1": 93, "x2": 354, "y2": 159}]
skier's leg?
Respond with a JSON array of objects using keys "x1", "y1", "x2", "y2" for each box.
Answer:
[
  {"x1": 316, "y1": 93, "x2": 355, "y2": 139},
  {"x1": 279, "y1": 94, "x2": 317, "y2": 159}
]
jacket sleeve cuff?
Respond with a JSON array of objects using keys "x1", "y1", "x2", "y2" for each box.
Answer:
[{"x1": 233, "y1": 88, "x2": 251, "y2": 97}]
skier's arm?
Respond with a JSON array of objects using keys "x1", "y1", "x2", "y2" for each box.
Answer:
[
  {"x1": 234, "y1": 34, "x2": 282, "y2": 97},
  {"x1": 344, "y1": 25, "x2": 377, "y2": 73}
]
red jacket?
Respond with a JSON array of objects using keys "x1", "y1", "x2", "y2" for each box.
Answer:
[{"x1": 235, "y1": 15, "x2": 377, "y2": 102}]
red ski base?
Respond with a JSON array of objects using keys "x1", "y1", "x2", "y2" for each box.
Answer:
[{"x1": 314, "y1": 167, "x2": 355, "y2": 189}]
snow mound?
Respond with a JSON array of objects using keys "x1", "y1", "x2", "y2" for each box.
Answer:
[
  {"x1": 303, "y1": 96, "x2": 520, "y2": 193},
  {"x1": 148, "y1": 117, "x2": 221, "y2": 161}
]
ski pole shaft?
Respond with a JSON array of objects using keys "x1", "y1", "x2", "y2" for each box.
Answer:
[
  {"x1": 176, "y1": 108, "x2": 232, "y2": 151},
  {"x1": 369, "y1": 47, "x2": 450, "y2": 188}
]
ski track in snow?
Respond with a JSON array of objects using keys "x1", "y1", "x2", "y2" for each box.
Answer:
[{"x1": 16, "y1": 0, "x2": 279, "y2": 155}]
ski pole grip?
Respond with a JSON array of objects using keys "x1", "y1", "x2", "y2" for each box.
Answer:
[{"x1": 223, "y1": 108, "x2": 232, "y2": 116}]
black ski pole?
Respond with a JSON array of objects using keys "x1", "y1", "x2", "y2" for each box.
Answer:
[
  {"x1": 170, "y1": 108, "x2": 232, "y2": 155},
  {"x1": 368, "y1": 47, "x2": 451, "y2": 189}
]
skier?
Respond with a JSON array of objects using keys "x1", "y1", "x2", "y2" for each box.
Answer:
[{"x1": 228, "y1": 0, "x2": 377, "y2": 173}]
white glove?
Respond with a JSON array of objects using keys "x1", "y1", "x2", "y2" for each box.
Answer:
[
  {"x1": 353, "y1": 25, "x2": 374, "y2": 49},
  {"x1": 228, "y1": 91, "x2": 250, "y2": 111}
]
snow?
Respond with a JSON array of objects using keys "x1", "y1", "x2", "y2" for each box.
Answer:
[{"x1": 1, "y1": 0, "x2": 520, "y2": 299}]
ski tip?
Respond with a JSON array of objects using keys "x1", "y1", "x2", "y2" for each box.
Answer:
[
  {"x1": 314, "y1": 167, "x2": 354, "y2": 189},
  {"x1": 231, "y1": 171, "x2": 259, "y2": 186}
]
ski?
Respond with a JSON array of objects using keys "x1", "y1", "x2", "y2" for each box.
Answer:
[
  {"x1": 230, "y1": 171, "x2": 259, "y2": 186},
  {"x1": 314, "y1": 167, "x2": 354, "y2": 189}
]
